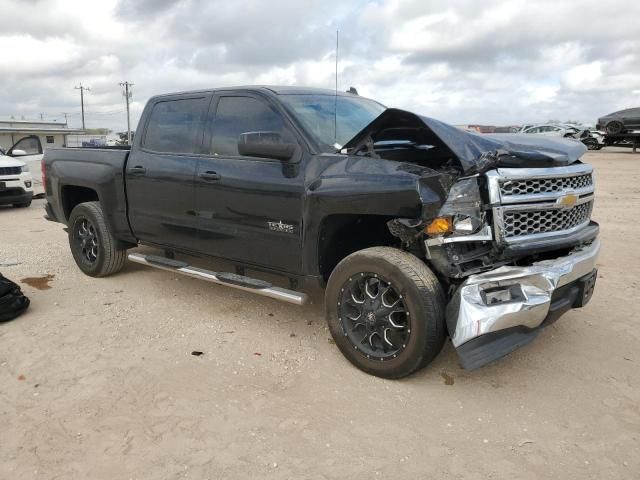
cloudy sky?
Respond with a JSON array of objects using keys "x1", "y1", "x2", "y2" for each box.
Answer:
[{"x1": 1, "y1": 0, "x2": 639, "y2": 132}]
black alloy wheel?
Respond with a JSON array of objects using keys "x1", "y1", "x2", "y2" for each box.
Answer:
[
  {"x1": 325, "y1": 247, "x2": 446, "y2": 378},
  {"x1": 68, "y1": 201, "x2": 128, "y2": 277},
  {"x1": 75, "y1": 217, "x2": 99, "y2": 264},
  {"x1": 339, "y1": 273, "x2": 410, "y2": 361}
]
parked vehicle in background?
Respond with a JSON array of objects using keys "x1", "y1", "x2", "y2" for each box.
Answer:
[
  {"x1": 521, "y1": 124, "x2": 577, "y2": 137},
  {"x1": 81, "y1": 138, "x2": 107, "y2": 148},
  {"x1": 0, "y1": 147, "x2": 34, "y2": 208},
  {"x1": 579, "y1": 128, "x2": 605, "y2": 150},
  {"x1": 520, "y1": 124, "x2": 604, "y2": 150},
  {"x1": 43, "y1": 86, "x2": 600, "y2": 378},
  {"x1": 596, "y1": 107, "x2": 640, "y2": 135},
  {"x1": 0, "y1": 135, "x2": 44, "y2": 202},
  {"x1": 517, "y1": 124, "x2": 535, "y2": 133}
]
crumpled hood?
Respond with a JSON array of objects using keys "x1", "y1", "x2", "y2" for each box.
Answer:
[{"x1": 342, "y1": 108, "x2": 587, "y2": 175}]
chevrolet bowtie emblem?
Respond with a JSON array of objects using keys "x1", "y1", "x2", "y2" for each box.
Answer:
[{"x1": 557, "y1": 193, "x2": 578, "y2": 208}]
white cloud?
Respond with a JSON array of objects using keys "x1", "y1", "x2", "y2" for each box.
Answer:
[
  {"x1": 0, "y1": 0, "x2": 639, "y2": 130},
  {"x1": 562, "y1": 62, "x2": 603, "y2": 91},
  {"x1": 0, "y1": 35, "x2": 83, "y2": 75}
]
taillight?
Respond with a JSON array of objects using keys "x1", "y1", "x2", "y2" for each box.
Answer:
[{"x1": 41, "y1": 159, "x2": 46, "y2": 191}]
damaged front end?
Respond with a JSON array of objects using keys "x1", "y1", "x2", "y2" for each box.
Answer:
[{"x1": 347, "y1": 108, "x2": 600, "y2": 369}]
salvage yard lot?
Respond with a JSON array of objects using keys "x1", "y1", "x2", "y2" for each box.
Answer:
[{"x1": 1, "y1": 148, "x2": 638, "y2": 479}]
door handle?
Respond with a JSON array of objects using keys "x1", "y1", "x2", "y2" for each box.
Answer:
[
  {"x1": 129, "y1": 165, "x2": 146, "y2": 175},
  {"x1": 198, "y1": 171, "x2": 221, "y2": 181}
]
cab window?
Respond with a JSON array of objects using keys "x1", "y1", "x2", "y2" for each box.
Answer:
[{"x1": 144, "y1": 98, "x2": 207, "y2": 154}]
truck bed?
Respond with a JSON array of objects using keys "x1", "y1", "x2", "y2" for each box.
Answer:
[{"x1": 43, "y1": 146, "x2": 134, "y2": 242}]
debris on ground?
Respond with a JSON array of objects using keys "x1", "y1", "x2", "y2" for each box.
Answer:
[{"x1": 441, "y1": 372, "x2": 455, "y2": 385}]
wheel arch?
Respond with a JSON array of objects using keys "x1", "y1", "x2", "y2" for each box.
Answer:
[
  {"x1": 61, "y1": 185, "x2": 99, "y2": 220},
  {"x1": 316, "y1": 214, "x2": 398, "y2": 283}
]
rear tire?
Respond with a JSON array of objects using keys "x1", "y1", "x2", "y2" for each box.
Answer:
[
  {"x1": 68, "y1": 201, "x2": 128, "y2": 277},
  {"x1": 325, "y1": 247, "x2": 446, "y2": 379},
  {"x1": 606, "y1": 120, "x2": 624, "y2": 135}
]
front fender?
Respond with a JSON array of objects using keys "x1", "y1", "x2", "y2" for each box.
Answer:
[{"x1": 301, "y1": 155, "x2": 450, "y2": 276}]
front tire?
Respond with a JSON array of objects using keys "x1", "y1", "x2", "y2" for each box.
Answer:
[
  {"x1": 325, "y1": 247, "x2": 446, "y2": 379},
  {"x1": 68, "y1": 201, "x2": 128, "y2": 277},
  {"x1": 13, "y1": 200, "x2": 32, "y2": 208}
]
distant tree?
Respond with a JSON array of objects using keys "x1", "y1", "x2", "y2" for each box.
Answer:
[{"x1": 85, "y1": 128, "x2": 113, "y2": 135}]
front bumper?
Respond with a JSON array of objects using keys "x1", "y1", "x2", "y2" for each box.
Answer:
[
  {"x1": 447, "y1": 239, "x2": 600, "y2": 369},
  {"x1": 0, "y1": 172, "x2": 34, "y2": 205}
]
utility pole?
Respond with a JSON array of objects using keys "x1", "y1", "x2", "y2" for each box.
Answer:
[
  {"x1": 62, "y1": 113, "x2": 69, "y2": 126},
  {"x1": 119, "y1": 81, "x2": 134, "y2": 145},
  {"x1": 75, "y1": 83, "x2": 90, "y2": 130},
  {"x1": 39, "y1": 113, "x2": 44, "y2": 121}
]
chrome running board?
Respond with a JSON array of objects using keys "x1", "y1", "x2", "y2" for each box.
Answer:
[{"x1": 128, "y1": 253, "x2": 308, "y2": 306}]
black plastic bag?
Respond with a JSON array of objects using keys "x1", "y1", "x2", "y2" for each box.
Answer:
[{"x1": 0, "y1": 273, "x2": 30, "y2": 322}]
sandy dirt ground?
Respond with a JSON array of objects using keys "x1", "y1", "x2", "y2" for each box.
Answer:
[{"x1": 1, "y1": 147, "x2": 639, "y2": 479}]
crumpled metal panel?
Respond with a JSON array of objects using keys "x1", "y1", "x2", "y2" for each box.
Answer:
[
  {"x1": 342, "y1": 108, "x2": 587, "y2": 175},
  {"x1": 447, "y1": 239, "x2": 600, "y2": 348}
]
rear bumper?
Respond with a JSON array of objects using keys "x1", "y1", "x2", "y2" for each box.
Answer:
[{"x1": 447, "y1": 239, "x2": 600, "y2": 369}]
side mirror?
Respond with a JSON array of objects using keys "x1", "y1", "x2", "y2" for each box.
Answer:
[
  {"x1": 10, "y1": 149, "x2": 28, "y2": 157},
  {"x1": 238, "y1": 131, "x2": 296, "y2": 161}
]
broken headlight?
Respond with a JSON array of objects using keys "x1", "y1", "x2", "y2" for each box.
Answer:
[
  {"x1": 453, "y1": 214, "x2": 483, "y2": 234},
  {"x1": 435, "y1": 177, "x2": 484, "y2": 236}
]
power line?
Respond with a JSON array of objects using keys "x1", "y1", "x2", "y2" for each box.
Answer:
[
  {"x1": 119, "y1": 81, "x2": 134, "y2": 145},
  {"x1": 74, "y1": 83, "x2": 91, "y2": 129}
]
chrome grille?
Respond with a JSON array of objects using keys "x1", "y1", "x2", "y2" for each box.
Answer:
[
  {"x1": 0, "y1": 166, "x2": 21, "y2": 176},
  {"x1": 487, "y1": 164, "x2": 595, "y2": 245},
  {"x1": 500, "y1": 173, "x2": 592, "y2": 196},
  {"x1": 503, "y1": 201, "x2": 593, "y2": 238}
]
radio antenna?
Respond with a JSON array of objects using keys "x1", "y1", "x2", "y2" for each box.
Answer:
[{"x1": 334, "y1": 30, "x2": 339, "y2": 145}]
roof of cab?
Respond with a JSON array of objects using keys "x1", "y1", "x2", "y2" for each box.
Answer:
[{"x1": 149, "y1": 85, "x2": 356, "y2": 101}]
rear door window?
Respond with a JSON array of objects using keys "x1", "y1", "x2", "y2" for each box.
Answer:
[
  {"x1": 144, "y1": 98, "x2": 207, "y2": 154},
  {"x1": 210, "y1": 96, "x2": 289, "y2": 157}
]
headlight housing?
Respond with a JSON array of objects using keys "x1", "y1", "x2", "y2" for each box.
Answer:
[
  {"x1": 453, "y1": 214, "x2": 483, "y2": 234},
  {"x1": 425, "y1": 178, "x2": 485, "y2": 237}
]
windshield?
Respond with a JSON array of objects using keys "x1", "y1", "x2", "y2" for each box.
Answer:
[{"x1": 279, "y1": 94, "x2": 386, "y2": 151}]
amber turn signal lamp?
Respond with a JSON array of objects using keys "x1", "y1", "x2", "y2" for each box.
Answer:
[{"x1": 425, "y1": 217, "x2": 453, "y2": 236}]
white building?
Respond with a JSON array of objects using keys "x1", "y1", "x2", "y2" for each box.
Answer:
[{"x1": 0, "y1": 119, "x2": 85, "y2": 151}]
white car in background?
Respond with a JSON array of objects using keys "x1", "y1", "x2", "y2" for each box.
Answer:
[
  {"x1": 520, "y1": 124, "x2": 578, "y2": 137},
  {"x1": 0, "y1": 135, "x2": 44, "y2": 197},
  {"x1": 0, "y1": 145, "x2": 34, "y2": 208},
  {"x1": 520, "y1": 124, "x2": 605, "y2": 150}
]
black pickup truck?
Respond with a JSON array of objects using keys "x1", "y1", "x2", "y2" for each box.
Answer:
[{"x1": 43, "y1": 86, "x2": 600, "y2": 378}]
